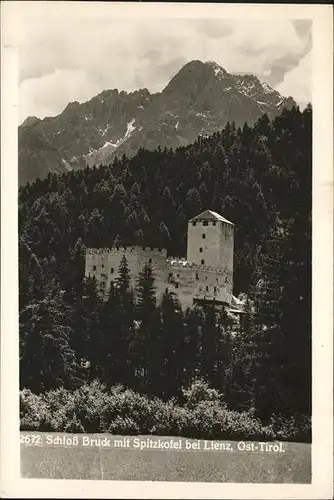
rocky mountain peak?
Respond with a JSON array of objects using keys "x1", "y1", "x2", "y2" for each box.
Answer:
[
  {"x1": 18, "y1": 59, "x2": 297, "y2": 185},
  {"x1": 21, "y1": 116, "x2": 41, "y2": 128},
  {"x1": 204, "y1": 61, "x2": 228, "y2": 76}
]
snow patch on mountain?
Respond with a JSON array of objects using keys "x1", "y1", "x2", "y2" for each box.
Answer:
[
  {"x1": 125, "y1": 119, "x2": 136, "y2": 139},
  {"x1": 61, "y1": 158, "x2": 72, "y2": 171},
  {"x1": 206, "y1": 61, "x2": 227, "y2": 80},
  {"x1": 262, "y1": 82, "x2": 274, "y2": 94},
  {"x1": 100, "y1": 124, "x2": 112, "y2": 136}
]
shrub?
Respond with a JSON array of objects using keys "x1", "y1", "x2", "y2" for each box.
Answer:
[
  {"x1": 20, "y1": 388, "x2": 50, "y2": 431},
  {"x1": 72, "y1": 380, "x2": 110, "y2": 433},
  {"x1": 182, "y1": 379, "x2": 225, "y2": 408},
  {"x1": 269, "y1": 414, "x2": 311, "y2": 443},
  {"x1": 101, "y1": 389, "x2": 157, "y2": 434},
  {"x1": 42, "y1": 387, "x2": 75, "y2": 431},
  {"x1": 19, "y1": 381, "x2": 310, "y2": 442},
  {"x1": 108, "y1": 416, "x2": 140, "y2": 435}
]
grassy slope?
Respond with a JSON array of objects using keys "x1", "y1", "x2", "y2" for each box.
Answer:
[{"x1": 20, "y1": 432, "x2": 311, "y2": 483}]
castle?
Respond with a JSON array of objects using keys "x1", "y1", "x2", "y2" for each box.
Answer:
[{"x1": 85, "y1": 210, "x2": 234, "y2": 309}]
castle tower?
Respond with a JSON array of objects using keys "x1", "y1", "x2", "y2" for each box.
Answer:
[{"x1": 187, "y1": 209, "x2": 234, "y2": 275}]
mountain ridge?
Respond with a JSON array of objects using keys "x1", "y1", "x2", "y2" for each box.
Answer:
[{"x1": 19, "y1": 60, "x2": 297, "y2": 185}]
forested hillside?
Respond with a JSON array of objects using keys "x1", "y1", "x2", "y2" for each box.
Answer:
[{"x1": 19, "y1": 105, "x2": 312, "y2": 425}]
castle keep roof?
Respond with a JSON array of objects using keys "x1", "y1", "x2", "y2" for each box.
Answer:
[{"x1": 189, "y1": 210, "x2": 234, "y2": 225}]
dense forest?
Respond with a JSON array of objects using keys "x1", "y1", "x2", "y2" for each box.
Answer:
[{"x1": 19, "y1": 105, "x2": 312, "y2": 427}]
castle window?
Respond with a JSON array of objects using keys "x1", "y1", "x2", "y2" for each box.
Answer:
[
  {"x1": 175, "y1": 283, "x2": 179, "y2": 289},
  {"x1": 214, "y1": 286, "x2": 217, "y2": 294},
  {"x1": 203, "y1": 221, "x2": 208, "y2": 226},
  {"x1": 199, "y1": 247, "x2": 203, "y2": 253},
  {"x1": 202, "y1": 233, "x2": 206, "y2": 239},
  {"x1": 165, "y1": 287, "x2": 169, "y2": 294},
  {"x1": 225, "y1": 277, "x2": 228, "y2": 283},
  {"x1": 110, "y1": 267, "x2": 114, "y2": 274},
  {"x1": 195, "y1": 273, "x2": 199, "y2": 280},
  {"x1": 168, "y1": 272, "x2": 173, "y2": 283},
  {"x1": 192, "y1": 222, "x2": 196, "y2": 227},
  {"x1": 93, "y1": 265, "x2": 97, "y2": 271},
  {"x1": 201, "y1": 259, "x2": 205, "y2": 265},
  {"x1": 101, "y1": 264, "x2": 104, "y2": 268},
  {"x1": 176, "y1": 273, "x2": 179, "y2": 277},
  {"x1": 148, "y1": 258, "x2": 152, "y2": 264},
  {"x1": 205, "y1": 285, "x2": 209, "y2": 292},
  {"x1": 212, "y1": 221, "x2": 216, "y2": 226}
]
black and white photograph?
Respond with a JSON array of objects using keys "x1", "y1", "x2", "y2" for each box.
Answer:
[{"x1": 1, "y1": 2, "x2": 333, "y2": 498}]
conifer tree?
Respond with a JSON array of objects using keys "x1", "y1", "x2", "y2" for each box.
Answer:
[
  {"x1": 200, "y1": 305, "x2": 220, "y2": 387},
  {"x1": 115, "y1": 254, "x2": 132, "y2": 298},
  {"x1": 183, "y1": 308, "x2": 202, "y2": 387},
  {"x1": 136, "y1": 263, "x2": 157, "y2": 320},
  {"x1": 159, "y1": 291, "x2": 185, "y2": 398},
  {"x1": 134, "y1": 263, "x2": 158, "y2": 391},
  {"x1": 19, "y1": 280, "x2": 77, "y2": 392},
  {"x1": 112, "y1": 255, "x2": 135, "y2": 386}
]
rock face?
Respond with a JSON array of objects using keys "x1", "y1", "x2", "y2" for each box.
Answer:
[{"x1": 19, "y1": 60, "x2": 296, "y2": 185}]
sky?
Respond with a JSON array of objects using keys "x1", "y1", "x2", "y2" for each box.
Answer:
[{"x1": 13, "y1": 4, "x2": 312, "y2": 122}]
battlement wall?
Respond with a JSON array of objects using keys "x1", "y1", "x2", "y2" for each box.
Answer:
[
  {"x1": 167, "y1": 259, "x2": 233, "y2": 275},
  {"x1": 86, "y1": 246, "x2": 167, "y2": 257}
]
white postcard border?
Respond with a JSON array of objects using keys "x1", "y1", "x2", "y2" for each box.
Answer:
[{"x1": 1, "y1": 2, "x2": 333, "y2": 498}]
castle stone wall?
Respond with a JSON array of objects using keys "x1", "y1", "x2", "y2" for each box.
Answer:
[
  {"x1": 219, "y1": 222, "x2": 234, "y2": 274},
  {"x1": 85, "y1": 246, "x2": 168, "y2": 302},
  {"x1": 85, "y1": 212, "x2": 234, "y2": 309},
  {"x1": 187, "y1": 220, "x2": 220, "y2": 267},
  {"x1": 167, "y1": 263, "x2": 233, "y2": 308}
]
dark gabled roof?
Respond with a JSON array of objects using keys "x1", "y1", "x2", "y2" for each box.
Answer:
[{"x1": 189, "y1": 210, "x2": 234, "y2": 225}]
